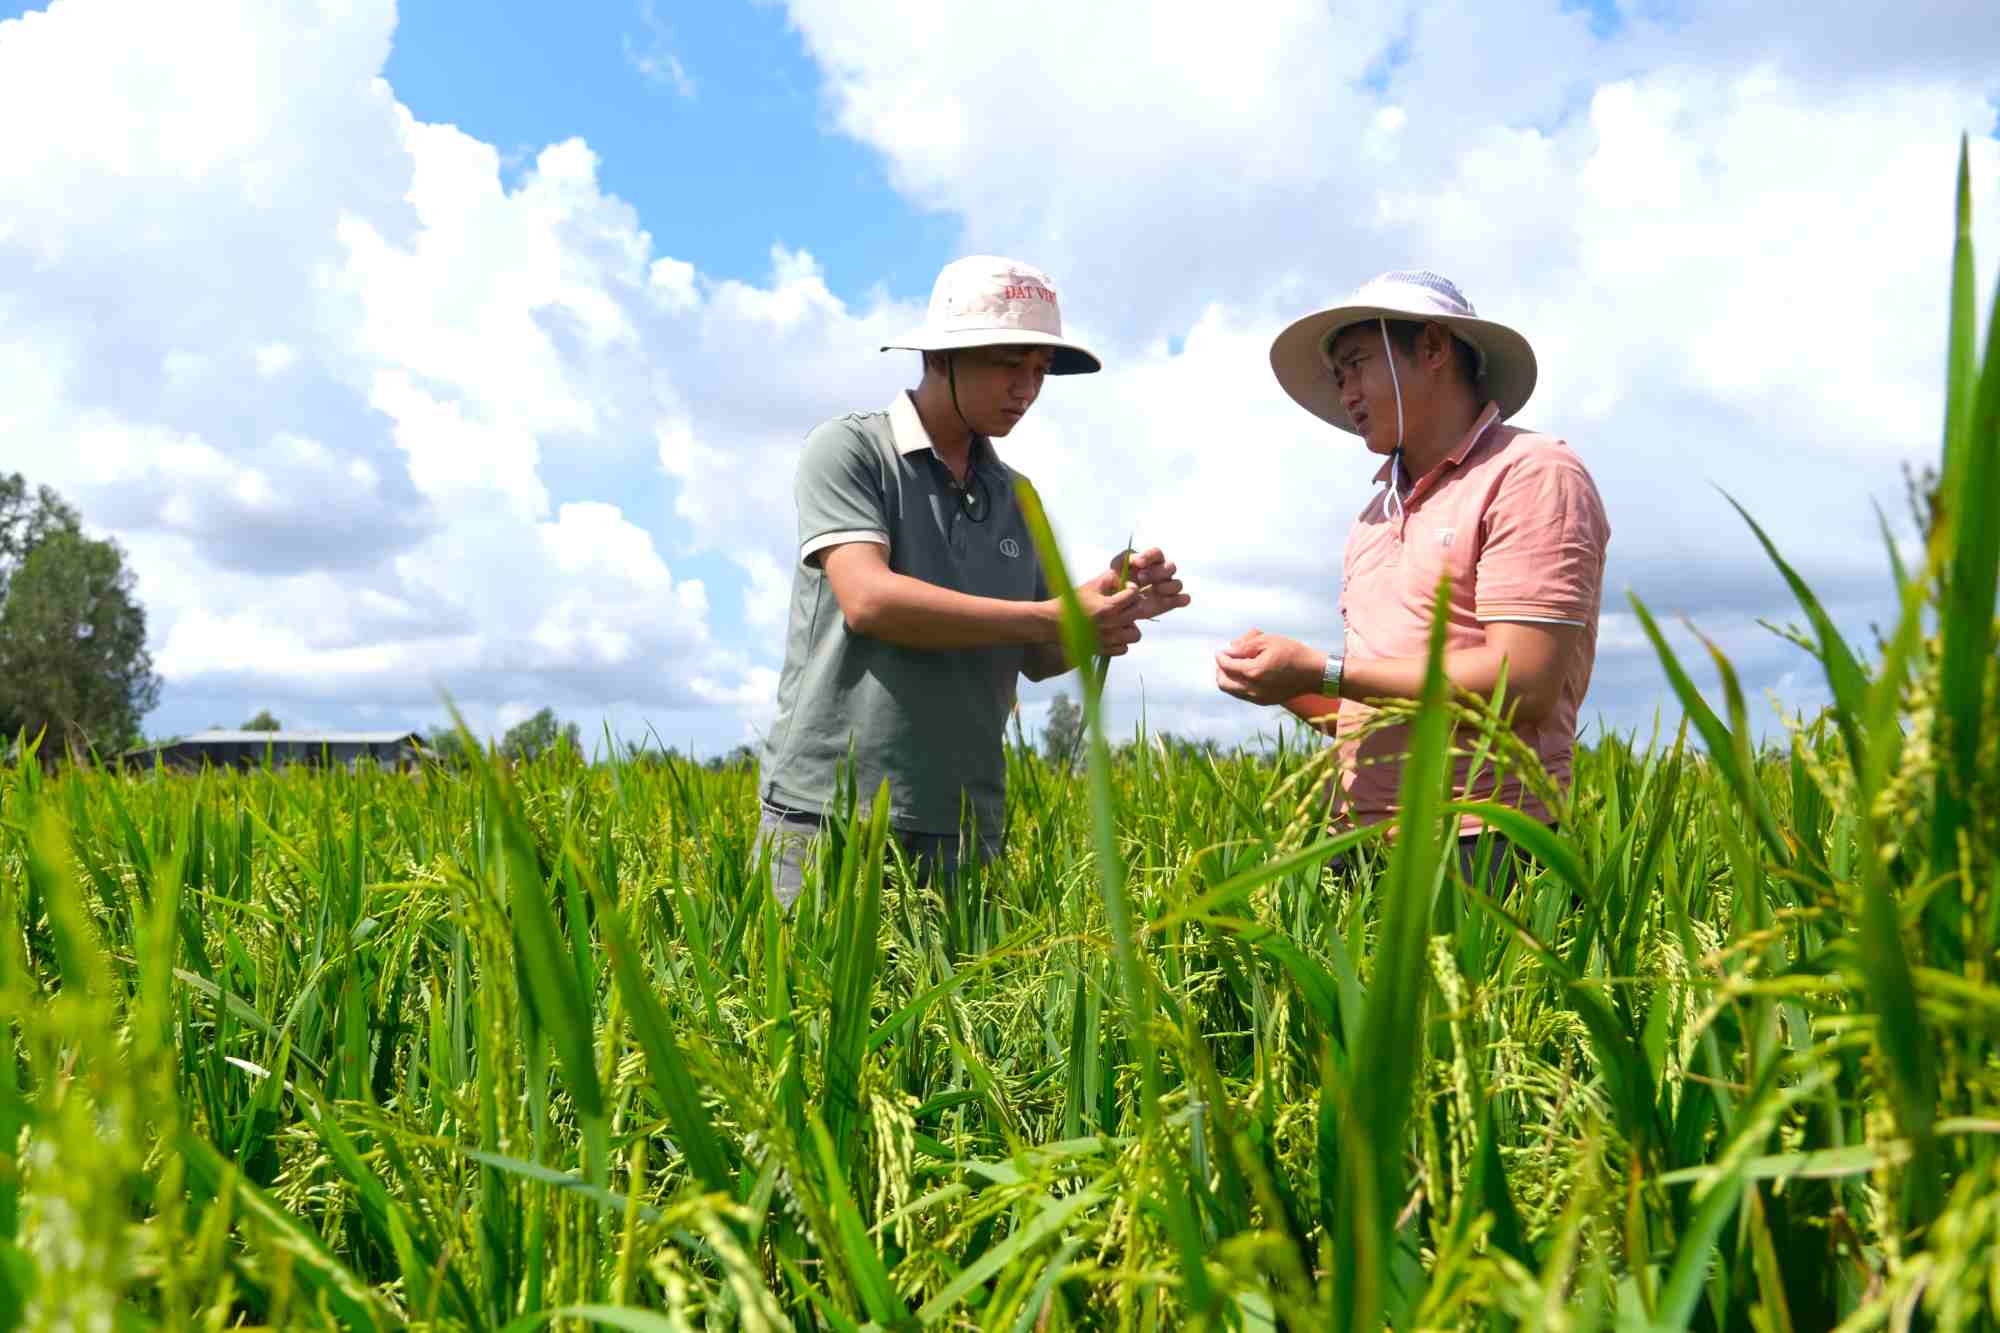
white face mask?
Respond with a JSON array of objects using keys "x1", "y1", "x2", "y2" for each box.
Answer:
[{"x1": 1379, "y1": 317, "x2": 1407, "y2": 523}]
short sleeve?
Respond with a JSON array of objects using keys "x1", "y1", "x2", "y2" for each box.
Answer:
[
  {"x1": 1475, "y1": 447, "x2": 1610, "y2": 625},
  {"x1": 795, "y1": 421, "x2": 890, "y2": 566}
]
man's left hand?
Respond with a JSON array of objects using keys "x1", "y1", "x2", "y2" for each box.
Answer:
[
  {"x1": 1215, "y1": 629, "x2": 1324, "y2": 705},
  {"x1": 1097, "y1": 547, "x2": 1190, "y2": 619}
]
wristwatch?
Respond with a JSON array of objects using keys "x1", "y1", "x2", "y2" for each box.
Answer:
[{"x1": 1320, "y1": 652, "x2": 1345, "y2": 699}]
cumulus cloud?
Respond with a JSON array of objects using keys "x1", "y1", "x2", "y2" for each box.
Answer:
[
  {"x1": 0, "y1": 0, "x2": 796, "y2": 748},
  {"x1": 0, "y1": 0, "x2": 1993, "y2": 754},
  {"x1": 776, "y1": 0, "x2": 1999, "y2": 741}
]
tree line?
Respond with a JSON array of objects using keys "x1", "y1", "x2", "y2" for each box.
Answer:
[{"x1": 419, "y1": 707, "x2": 762, "y2": 771}]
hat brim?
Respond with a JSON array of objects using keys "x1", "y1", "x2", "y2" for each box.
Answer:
[
  {"x1": 881, "y1": 327, "x2": 1101, "y2": 375},
  {"x1": 1269, "y1": 304, "x2": 1536, "y2": 431}
]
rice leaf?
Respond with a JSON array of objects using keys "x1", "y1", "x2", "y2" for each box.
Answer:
[
  {"x1": 1937, "y1": 134, "x2": 1980, "y2": 527},
  {"x1": 914, "y1": 1186, "x2": 1103, "y2": 1324},
  {"x1": 476, "y1": 748, "x2": 608, "y2": 1185},
  {"x1": 176, "y1": 1132, "x2": 393, "y2": 1330},
  {"x1": 1470, "y1": 1098, "x2": 1531, "y2": 1268},
  {"x1": 1146, "y1": 826, "x2": 1381, "y2": 935},
  {"x1": 501, "y1": 1305, "x2": 695, "y2": 1333},
  {"x1": 585, "y1": 862, "x2": 736, "y2": 1198},
  {"x1": 1334, "y1": 575, "x2": 1455, "y2": 1328},
  {"x1": 822, "y1": 779, "x2": 891, "y2": 1156},
  {"x1": 1718, "y1": 490, "x2": 1871, "y2": 776},
  {"x1": 806, "y1": 1113, "x2": 911, "y2": 1329},
  {"x1": 1014, "y1": 476, "x2": 1216, "y2": 1315},
  {"x1": 1846, "y1": 406, "x2": 1952, "y2": 1230},
  {"x1": 1654, "y1": 1166, "x2": 1745, "y2": 1331},
  {"x1": 1628, "y1": 595, "x2": 1789, "y2": 867},
  {"x1": 1928, "y1": 137, "x2": 2000, "y2": 896}
]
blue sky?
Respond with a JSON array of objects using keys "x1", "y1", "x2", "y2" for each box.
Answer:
[
  {"x1": 372, "y1": 0, "x2": 958, "y2": 656},
  {"x1": 380, "y1": 1, "x2": 956, "y2": 306},
  {"x1": 0, "y1": 0, "x2": 1994, "y2": 757}
]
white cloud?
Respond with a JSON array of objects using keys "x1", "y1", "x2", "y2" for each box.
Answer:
[
  {"x1": 0, "y1": 0, "x2": 779, "y2": 747},
  {"x1": 775, "y1": 0, "x2": 1998, "y2": 742},
  {"x1": 624, "y1": 0, "x2": 696, "y2": 99},
  {"x1": 738, "y1": 551, "x2": 794, "y2": 632},
  {"x1": 0, "y1": 0, "x2": 1993, "y2": 754},
  {"x1": 255, "y1": 344, "x2": 299, "y2": 378}
]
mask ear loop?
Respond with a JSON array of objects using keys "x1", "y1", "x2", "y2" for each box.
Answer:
[{"x1": 1380, "y1": 317, "x2": 1406, "y2": 524}]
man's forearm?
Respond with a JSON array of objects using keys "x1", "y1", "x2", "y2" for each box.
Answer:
[
  {"x1": 1341, "y1": 644, "x2": 1555, "y2": 724},
  {"x1": 1283, "y1": 693, "x2": 1339, "y2": 722},
  {"x1": 844, "y1": 567, "x2": 1059, "y2": 650}
]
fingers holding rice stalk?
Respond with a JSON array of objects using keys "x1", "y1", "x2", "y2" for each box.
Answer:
[
  {"x1": 1083, "y1": 538, "x2": 1193, "y2": 684},
  {"x1": 1094, "y1": 537, "x2": 1136, "y2": 691}
]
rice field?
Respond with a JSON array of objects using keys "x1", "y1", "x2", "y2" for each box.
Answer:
[{"x1": 0, "y1": 150, "x2": 1996, "y2": 1331}]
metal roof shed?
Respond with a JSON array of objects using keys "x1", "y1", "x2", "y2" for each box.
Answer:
[{"x1": 124, "y1": 730, "x2": 426, "y2": 773}]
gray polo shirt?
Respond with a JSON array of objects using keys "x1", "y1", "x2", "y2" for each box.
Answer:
[{"x1": 760, "y1": 391, "x2": 1049, "y2": 836}]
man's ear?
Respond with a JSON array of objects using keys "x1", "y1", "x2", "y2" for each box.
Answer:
[{"x1": 1421, "y1": 322, "x2": 1452, "y2": 371}]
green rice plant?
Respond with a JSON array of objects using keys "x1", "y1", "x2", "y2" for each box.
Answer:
[
  {"x1": 1326, "y1": 573, "x2": 1455, "y2": 1332},
  {"x1": 0, "y1": 140, "x2": 1993, "y2": 1330}
]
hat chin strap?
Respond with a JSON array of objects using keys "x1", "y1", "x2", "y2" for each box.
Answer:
[
  {"x1": 1380, "y1": 317, "x2": 1407, "y2": 524},
  {"x1": 943, "y1": 352, "x2": 981, "y2": 507},
  {"x1": 947, "y1": 352, "x2": 976, "y2": 441}
]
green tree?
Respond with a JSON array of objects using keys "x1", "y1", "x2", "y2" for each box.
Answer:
[
  {"x1": 623, "y1": 739, "x2": 683, "y2": 768},
  {"x1": 0, "y1": 529, "x2": 161, "y2": 757},
  {"x1": 424, "y1": 727, "x2": 476, "y2": 769},
  {"x1": 0, "y1": 473, "x2": 81, "y2": 600},
  {"x1": 241, "y1": 709, "x2": 282, "y2": 731},
  {"x1": 1043, "y1": 691, "x2": 1083, "y2": 769},
  {"x1": 703, "y1": 742, "x2": 758, "y2": 772},
  {"x1": 500, "y1": 707, "x2": 581, "y2": 765}
]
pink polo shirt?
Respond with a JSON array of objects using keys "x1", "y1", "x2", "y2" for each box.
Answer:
[{"x1": 1334, "y1": 403, "x2": 1610, "y2": 828}]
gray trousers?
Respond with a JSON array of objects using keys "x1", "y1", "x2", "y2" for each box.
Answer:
[{"x1": 756, "y1": 801, "x2": 1004, "y2": 910}]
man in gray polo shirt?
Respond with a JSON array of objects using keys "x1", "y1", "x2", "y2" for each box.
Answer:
[{"x1": 758, "y1": 255, "x2": 1190, "y2": 908}]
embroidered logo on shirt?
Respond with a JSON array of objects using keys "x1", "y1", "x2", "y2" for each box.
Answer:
[{"x1": 999, "y1": 537, "x2": 1022, "y2": 558}]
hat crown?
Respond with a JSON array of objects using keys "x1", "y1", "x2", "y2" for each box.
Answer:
[
  {"x1": 927, "y1": 255, "x2": 1065, "y2": 338},
  {"x1": 1351, "y1": 269, "x2": 1477, "y2": 319}
]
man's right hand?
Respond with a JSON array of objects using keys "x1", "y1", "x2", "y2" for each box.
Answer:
[{"x1": 1073, "y1": 574, "x2": 1146, "y2": 657}]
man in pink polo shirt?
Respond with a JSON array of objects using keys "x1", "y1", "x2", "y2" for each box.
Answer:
[{"x1": 1214, "y1": 270, "x2": 1609, "y2": 878}]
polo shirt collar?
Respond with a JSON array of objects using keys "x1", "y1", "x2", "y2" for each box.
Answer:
[
  {"x1": 1370, "y1": 401, "x2": 1503, "y2": 486},
  {"x1": 889, "y1": 390, "x2": 995, "y2": 465}
]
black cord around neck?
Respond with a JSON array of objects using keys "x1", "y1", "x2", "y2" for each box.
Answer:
[
  {"x1": 939, "y1": 351, "x2": 989, "y2": 522},
  {"x1": 947, "y1": 351, "x2": 974, "y2": 438}
]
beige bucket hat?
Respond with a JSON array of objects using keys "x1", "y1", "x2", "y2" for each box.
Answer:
[
  {"x1": 1269, "y1": 270, "x2": 1536, "y2": 432},
  {"x1": 883, "y1": 255, "x2": 1101, "y2": 374}
]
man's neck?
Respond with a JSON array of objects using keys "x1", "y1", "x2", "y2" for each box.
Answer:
[
  {"x1": 910, "y1": 385, "x2": 975, "y2": 478},
  {"x1": 1394, "y1": 394, "x2": 1486, "y2": 487}
]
